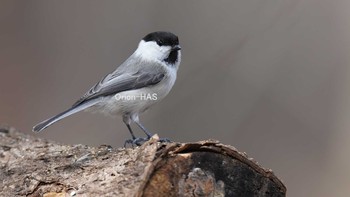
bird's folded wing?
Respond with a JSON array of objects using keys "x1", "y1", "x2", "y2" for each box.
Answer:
[{"x1": 72, "y1": 65, "x2": 166, "y2": 107}]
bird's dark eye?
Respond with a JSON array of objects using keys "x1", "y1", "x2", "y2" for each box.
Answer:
[{"x1": 158, "y1": 40, "x2": 164, "y2": 46}]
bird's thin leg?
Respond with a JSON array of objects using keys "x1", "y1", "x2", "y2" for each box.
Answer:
[
  {"x1": 124, "y1": 123, "x2": 144, "y2": 147},
  {"x1": 123, "y1": 115, "x2": 136, "y2": 139},
  {"x1": 134, "y1": 121, "x2": 152, "y2": 139},
  {"x1": 123, "y1": 115, "x2": 145, "y2": 147},
  {"x1": 131, "y1": 114, "x2": 153, "y2": 138},
  {"x1": 125, "y1": 123, "x2": 136, "y2": 140},
  {"x1": 123, "y1": 114, "x2": 154, "y2": 147}
]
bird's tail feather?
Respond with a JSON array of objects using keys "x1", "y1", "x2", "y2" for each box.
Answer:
[{"x1": 32, "y1": 99, "x2": 99, "y2": 132}]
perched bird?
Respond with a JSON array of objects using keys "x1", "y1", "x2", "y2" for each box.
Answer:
[{"x1": 33, "y1": 31, "x2": 181, "y2": 146}]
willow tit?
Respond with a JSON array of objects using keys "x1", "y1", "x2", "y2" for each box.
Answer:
[{"x1": 33, "y1": 31, "x2": 181, "y2": 146}]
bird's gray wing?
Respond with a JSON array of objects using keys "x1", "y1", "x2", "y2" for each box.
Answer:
[{"x1": 72, "y1": 63, "x2": 166, "y2": 107}]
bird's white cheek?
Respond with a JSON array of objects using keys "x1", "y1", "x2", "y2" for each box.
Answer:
[
  {"x1": 159, "y1": 46, "x2": 171, "y2": 53},
  {"x1": 134, "y1": 41, "x2": 162, "y2": 60},
  {"x1": 157, "y1": 46, "x2": 171, "y2": 60}
]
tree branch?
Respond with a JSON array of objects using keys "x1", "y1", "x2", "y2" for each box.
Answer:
[{"x1": 0, "y1": 127, "x2": 286, "y2": 196}]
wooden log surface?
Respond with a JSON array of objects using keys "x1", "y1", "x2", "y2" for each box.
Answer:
[{"x1": 0, "y1": 127, "x2": 286, "y2": 197}]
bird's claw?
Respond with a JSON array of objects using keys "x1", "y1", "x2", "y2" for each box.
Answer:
[
  {"x1": 124, "y1": 137, "x2": 172, "y2": 148},
  {"x1": 158, "y1": 138, "x2": 172, "y2": 143},
  {"x1": 124, "y1": 137, "x2": 149, "y2": 148}
]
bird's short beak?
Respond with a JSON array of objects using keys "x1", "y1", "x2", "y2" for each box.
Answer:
[{"x1": 172, "y1": 45, "x2": 181, "y2": 51}]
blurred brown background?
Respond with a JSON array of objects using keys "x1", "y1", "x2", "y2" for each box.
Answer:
[{"x1": 1, "y1": 0, "x2": 350, "y2": 196}]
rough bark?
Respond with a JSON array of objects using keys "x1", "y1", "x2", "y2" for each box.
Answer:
[{"x1": 0, "y1": 127, "x2": 286, "y2": 197}]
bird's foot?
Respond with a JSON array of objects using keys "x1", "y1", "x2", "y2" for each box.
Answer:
[
  {"x1": 124, "y1": 137, "x2": 149, "y2": 148},
  {"x1": 123, "y1": 137, "x2": 172, "y2": 148},
  {"x1": 158, "y1": 137, "x2": 172, "y2": 143}
]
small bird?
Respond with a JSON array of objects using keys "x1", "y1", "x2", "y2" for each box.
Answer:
[{"x1": 33, "y1": 31, "x2": 181, "y2": 146}]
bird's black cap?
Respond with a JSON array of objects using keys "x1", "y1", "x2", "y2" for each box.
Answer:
[{"x1": 143, "y1": 31, "x2": 179, "y2": 47}]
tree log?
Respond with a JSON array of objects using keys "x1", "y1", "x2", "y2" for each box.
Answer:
[{"x1": 0, "y1": 127, "x2": 286, "y2": 197}]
